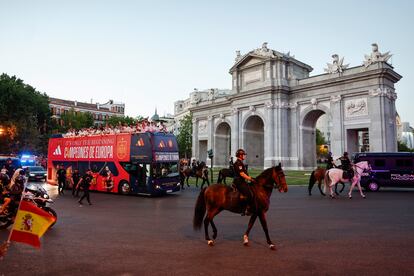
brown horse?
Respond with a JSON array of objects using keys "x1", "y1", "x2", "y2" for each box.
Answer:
[
  {"x1": 216, "y1": 168, "x2": 234, "y2": 185},
  {"x1": 180, "y1": 161, "x2": 204, "y2": 187},
  {"x1": 193, "y1": 164, "x2": 288, "y2": 250},
  {"x1": 308, "y1": 167, "x2": 344, "y2": 196}
]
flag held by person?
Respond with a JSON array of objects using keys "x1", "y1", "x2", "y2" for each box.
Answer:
[{"x1": 9, "y1": 200, "x2": 56, "y2": 248}]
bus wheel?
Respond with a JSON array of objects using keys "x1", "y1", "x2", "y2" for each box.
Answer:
[
  {"x1": 367, "y1": 181, "x2": 380, "y2": 192},
  {"x1": 118, "y1": 180, "x2": 131, "y2": 195}
]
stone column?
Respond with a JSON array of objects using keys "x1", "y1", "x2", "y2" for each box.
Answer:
[
  {"x1": 231, "y1": 107, "x2": 239, "y2": 157},
  {"x1": 207, "y1": 115, "x2": 214, "y2": 167},
  {"x1": 264, "y1": 101, "x2": 274, "y2": 168},
  {"x1": 329, "y1": 95, "x2": 343, "y2": 157},
  {"x1": 369, "y1": 88, "x2": 398, "y2": 152},
  {"x1": 192, "y1": 118, "x2": 198, "y2": 160}
]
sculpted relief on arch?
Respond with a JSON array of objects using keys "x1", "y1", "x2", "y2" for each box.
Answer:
[{"x1": 344, "y1": 98, "x2": 368, "y2": 118}]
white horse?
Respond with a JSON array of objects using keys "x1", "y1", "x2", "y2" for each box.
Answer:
[{"x1": 324, "y1": 161, "x2": 371, "y2": 199}]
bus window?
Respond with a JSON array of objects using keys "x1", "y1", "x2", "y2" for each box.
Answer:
[
  {"x1": 396, "y1": 159, "x2": 413, "y2": 168},
  {"x1": 153, "y1": 163, "x2": 179, "y2": 178},
  {"x1": 374, "y1": 159, "x2": 385, "y2": 168}
]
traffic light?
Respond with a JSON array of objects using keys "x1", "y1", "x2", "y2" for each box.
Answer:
[{"x1": 207, "y1": 149, "x2": 213, "y2": 159}]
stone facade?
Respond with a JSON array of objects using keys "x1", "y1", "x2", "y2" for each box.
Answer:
[
  {"x1": 176, "y1": 43, "x2": 402, "y2": 170},
  {"x1": 50, "y1": 98, "x2": 125, "y2": 125}
]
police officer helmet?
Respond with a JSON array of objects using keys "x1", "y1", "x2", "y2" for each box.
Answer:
[
  {"x1": 235, "y1": 149, "x2": 246, "y2": 158},
  {"x1": 343, "y1": 152, "x2": 348, "y2": 156}
]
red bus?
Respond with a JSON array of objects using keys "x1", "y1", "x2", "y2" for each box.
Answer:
[{"x1": 47, "y1": 132, "x2": 181, "y2": 196}]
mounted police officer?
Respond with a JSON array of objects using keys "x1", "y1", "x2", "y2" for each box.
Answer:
[
  {"x1": 339, "y1": 152, "x2": 354, "y2": 179},
  {"x1": 233, "y1": 149, "x2": 255, "y2": 216},
  {"x1": 326, "y1": 152, "x2": 335, "y2": 170}
]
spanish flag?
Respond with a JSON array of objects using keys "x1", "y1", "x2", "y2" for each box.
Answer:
[{"x1": 9, "y1": 201, "x2": 56, "y2": 248}]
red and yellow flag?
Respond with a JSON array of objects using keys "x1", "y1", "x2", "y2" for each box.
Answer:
[{"x1": 9, "y1": 201, "x2": 56, "y2": 248}]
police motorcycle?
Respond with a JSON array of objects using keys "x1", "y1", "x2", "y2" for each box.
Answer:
[{"x1": 0, "y1": 175, "x2": 57, "y2": 229}]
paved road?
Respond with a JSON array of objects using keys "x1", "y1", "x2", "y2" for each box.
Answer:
[{"x1": 1, "y1": 183, "x2": 414, "y2": 275}]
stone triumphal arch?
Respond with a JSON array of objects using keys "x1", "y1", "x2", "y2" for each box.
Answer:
[{"x1": 188, "y1": 43, "x2": 401, "y2": 169}]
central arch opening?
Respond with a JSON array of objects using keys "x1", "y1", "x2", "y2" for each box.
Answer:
[
  {"x1": 244, "y1": 115, "x2": 264, "y2": 168},
  {"x1": 302, "y1": 110, "x2": 328, "y2": 168},
  {"x1": 215, "y1": 122, "x2": 231, "y2": 167}
]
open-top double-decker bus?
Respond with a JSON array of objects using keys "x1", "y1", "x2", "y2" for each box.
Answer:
[{"x1": 47, "y1": 132, "x2": 180, "y2": 196}]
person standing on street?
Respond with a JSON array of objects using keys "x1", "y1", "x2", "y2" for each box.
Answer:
[
  {"x1": 77, "y1": 169, "x2": 93, "y2": 206},
  {"x1": 56, "y1": 164, "x2": 66, "y2": 195},
  {"x1": 71, "y1": 169, "x2": 81, "y2": 197}
]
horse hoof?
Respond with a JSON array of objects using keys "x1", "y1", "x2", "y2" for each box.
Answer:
[
  {"x1": 362, "y1": 195, "x2": 366, "y2": 199},
  {"x1": 269, "y1": 244, "x2": 276, "y2": 250},
  {"x1": 349, "y1": 195, "x2": 352, "y2": 199},
  {"x1": 243, "y1": 235, "x2": 249, "y2": 246},
  {"x1": 207, "y1": 240, "x2": 214, "y2": 246}
]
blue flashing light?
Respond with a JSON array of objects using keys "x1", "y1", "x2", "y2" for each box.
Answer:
[{"x1": 21, "y1": 154, "x2": 32, "y2": 159}]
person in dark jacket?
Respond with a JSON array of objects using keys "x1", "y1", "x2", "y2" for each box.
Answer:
[
  {"x1": 326, "y1": 152, "x2": 335, "y2": 170},
  {"x1": 77, "y1": 169, "x2": 93, "y2": 206},
  {"x1": 56, "y1": 164, "x2": 66, "y2": 195},
  {"x1": 339, "y1": 152, "x2": 354, "y2": 179},
  {"x1": 232, "y1": 149, "x2": 255, "y2": 216},
  {"x1": 71, "y1": 169, "x2": 81, "y2": 197}
]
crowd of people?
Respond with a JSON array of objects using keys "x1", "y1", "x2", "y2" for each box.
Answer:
[{"x1": 62, "y1": 119, "x2": 168, "y2": 137}]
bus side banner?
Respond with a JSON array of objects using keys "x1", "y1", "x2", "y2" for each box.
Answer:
[{"x1": 48, "y1": 134, "x2": 131, "y2": 162}]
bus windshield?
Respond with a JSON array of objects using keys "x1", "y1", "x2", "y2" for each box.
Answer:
[{"x1": 153, "y1": 162, "x2": 179, "y2": 178}]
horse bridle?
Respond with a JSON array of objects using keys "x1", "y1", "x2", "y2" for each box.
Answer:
[{"x1": 272, "y1": 167, "x2": 284, "y2": 189}]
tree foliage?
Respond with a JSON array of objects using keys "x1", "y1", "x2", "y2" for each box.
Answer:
[
  {"x1": 0, "y1": 73, "x2": 50, "y2": 154},
  {"x1": 177, "y1": 114, "x2": 192, "y2": 158},
  {"x1": 106, "y1": 115, "x2": 142, "y2": 127},
  {"x1": 59, "y1": 108, "x2": 94, "y2": 131},
  {"x1": 398, "y1": 140, "x2": 413, "y2": 152}
]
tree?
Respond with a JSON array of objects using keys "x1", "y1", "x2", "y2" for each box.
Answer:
[
  {"x1": 177, "y1": 114, "x2": 192, "y2": 158},
  {"x1": 315, "y1": 128, "x2": 328, "y2": 158},
  {"x1": 59, "y1": 108, "x2": 94, "y2": 131},
  {"x1": 398, "y1": 141, "x2": 413, "y2": 152},
  {"x1": 0, "y1": 73, "x2": 50, "y2": 154},
  {"x1": 106, "y1": 115, "x2": 140, "y2": 127}
]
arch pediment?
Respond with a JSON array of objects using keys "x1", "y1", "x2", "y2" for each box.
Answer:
[{"x1": 230, "y1": 54, "x2": 268, "y2": 73}]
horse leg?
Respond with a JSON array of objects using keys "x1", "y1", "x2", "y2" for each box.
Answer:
[
  {"x1": 243, "y1": 214, "x2": 258, "y2": 246},
  {"x1": 339, "y1": 182, "x2": 345, "y2": 193},
  {"x1": 258, "y1": 211, "x2": 276, "y2": 250},
  {"x1": 348, "y1": 179, "x2": 357, "y2": 199},
  {"x1": 210, "y1": 219, "x2": 218, "y2": 240},
  {"x1": 356, "y1": 181, "x2": 366, "y2": 198},
  {"x1": 223, "y1": 177, "x2": 226, "y2": 185},
  {"x1": 204, "y1": 209, "x2": 220, "y2": 246},
  {"x1": 186, "y1": 176, "x2": 190, "y2": 187},
  {"x1": 318, "y1": 180, "x2": 325, "y2": 196},
  {"x1": 195, "y1": 177, "x2": 198, "y2": 188}
]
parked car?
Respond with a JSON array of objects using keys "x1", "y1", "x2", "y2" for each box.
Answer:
[
  {"x1": 353, "y1": 152, "x2": 414, "y2": 191},
  {"x1": 25, "y1": 166, "x2": 47, "y2": 182}
]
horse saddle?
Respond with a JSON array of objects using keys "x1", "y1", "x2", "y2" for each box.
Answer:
[
  {"x1": 342, "y1": 170, "x2": 355, "y2": 180},
  {"x1": 230, "y1": 184, "x2": 247, "y2": 200}
]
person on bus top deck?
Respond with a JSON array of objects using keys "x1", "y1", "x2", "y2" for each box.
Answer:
[
  {"x1": 326, "y1": 152, "x2": 335, "y2": 170},
  {"x1": 77, "y1": 169, "x2": 93, "y2": 206},
  {"x1": 0, "y1": 169, "x2": 25, "y2": 215},
  {"x1": 233, "y1": 149, "x2": 255, "y2": 216},
  {"x1": 339, "y1": 152, "x2": 354, "y2": 179}
]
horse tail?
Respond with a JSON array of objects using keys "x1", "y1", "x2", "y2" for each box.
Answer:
[
  {"x1": 193, "y1": 187, "x2": 207, "y2": 230},
  {"x1": 324, "y1": 170, "x2": 331, "y2": 191},
  {"x1": 308, "y1": 170, "x2": 316, "y2": 192},
  {"x1": 217, "y1": 170, "x2": 222, "y2": 183}
]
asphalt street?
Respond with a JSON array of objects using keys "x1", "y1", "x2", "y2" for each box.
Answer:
[{"x1": 1, "y1": 183, "x2": 414, "y2": 276}]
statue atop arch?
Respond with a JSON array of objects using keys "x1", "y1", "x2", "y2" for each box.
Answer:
[
  {"x1": 324, "y1": 54, "x2": 349, "y2": 74},
  {"x1": 363, "y1": 43, "x2": 392, "y2": 67},
  {"x1": 252, "y1": 42, "x2": 275, "y2": 58}
]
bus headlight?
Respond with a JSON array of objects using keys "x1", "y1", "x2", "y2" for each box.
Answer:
[
  {"x1": 30, "y1": 173, "x2": 35, "y2": 176},
  {"x1": 155, "y1": 185, "x2": 161, "y2": 189}
]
